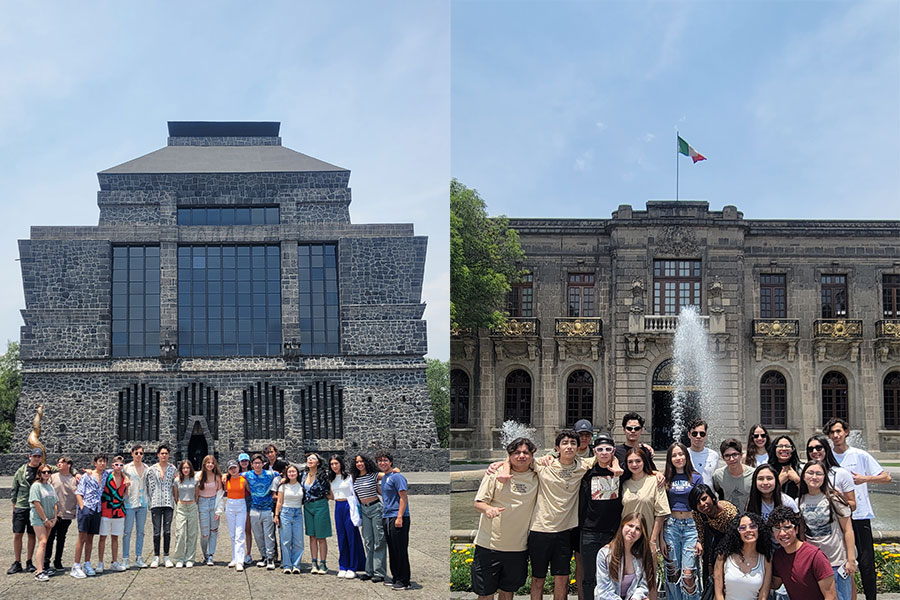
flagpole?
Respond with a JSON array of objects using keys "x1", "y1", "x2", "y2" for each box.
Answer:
[{"x1": 676, "y1": 130, "x2": 679, "y2": 201}]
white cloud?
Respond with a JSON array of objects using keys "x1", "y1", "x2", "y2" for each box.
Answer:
[
  {"x1": 596, "y1": 121, "x2": 607, "y2": 131},
  {"x1": 574, "y1": 149, "x2": 594, "y2": 171},
  {"x1": 644, "y1": 133, "x2": 655, "y2": 143}
]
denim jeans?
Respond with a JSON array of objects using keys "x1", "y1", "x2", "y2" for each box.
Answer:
[
  {"x1": 197, "y1": 496, "x2": 219, "y2": 559},
  {"x1": 663, "y1": 516, "x2": 700, "y2": 600},
  {"x1": 580, "y1": 528, "x2": 615, "y2": 600},
  {"x1": 150, "y1": 506, "x2": 173, "y2": 556},
  {"x1": 833, "y1": 565, "x2": 853, "y2": 600},
  {"x1": 279, "y1": 507, "x2": 304, "y2": 569},
  {"x1": 123, "y1": 506, "x2": 147, "y2": 561},
  {"x1": 359, "y1": 500, "x2": 386, "y2": 578}
]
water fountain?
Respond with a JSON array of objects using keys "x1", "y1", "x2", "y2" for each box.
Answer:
[
  {"x1": 499, "y1": 419, "x2": 540, "y2": 450},
  {"x1": 671, "y1": 305, "x2": 723, "y2": 440}
]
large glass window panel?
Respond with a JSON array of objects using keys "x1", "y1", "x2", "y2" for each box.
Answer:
[
  {"x1": 111, "y1": 246, "x2": 161, "y2": 357},
  {"x1": 298, "y1": 243, "x2": 340, "y2": 355},
  {"x1": 177, "y1": 245, "x2": 281, "y2": 357}
]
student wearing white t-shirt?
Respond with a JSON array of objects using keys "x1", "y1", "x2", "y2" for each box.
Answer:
[
  {"x1": 826, "y1": 417, "x2": 891, "y2": 600},
  {"x1": 686, "y1": 419, "x2": 719, "y2": 488}
]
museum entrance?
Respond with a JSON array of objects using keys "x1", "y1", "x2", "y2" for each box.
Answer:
[
  {"x1": 651, "y1": 359, "x2": 699, "y2": 449},
  {"x1": 187, "y1": 421, "x2": 208, "y2": 471}
]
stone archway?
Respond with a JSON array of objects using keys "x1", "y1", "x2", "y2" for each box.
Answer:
[{"x1": 178, "y1": 416, "x2": 215, "y2": 470}]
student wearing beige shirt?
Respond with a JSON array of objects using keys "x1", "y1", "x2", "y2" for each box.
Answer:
[{"x1": 472, "y1": 437, "x2": 539, "y2": 600}]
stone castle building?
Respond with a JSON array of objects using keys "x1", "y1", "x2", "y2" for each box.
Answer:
[
  {"x1": 13, "y1": 121, "x2": 444, "y2": 471},
  {"x1": 450, "y1": 201, "x2": 900, "y2": 458}
]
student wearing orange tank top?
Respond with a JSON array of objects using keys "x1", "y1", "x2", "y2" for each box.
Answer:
[{"x1": 223, "y1": 461, "x2": 249, "y2": 571}]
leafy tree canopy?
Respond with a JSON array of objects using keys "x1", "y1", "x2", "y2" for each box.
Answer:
[
  {"x1": 450, "y1": 179, "x2": 525, "y2": 330},
  {"x1": 0, "y1": 341, "x2": 21, "y2": 454},
  {"x1": 426, "y1": 358, "x2": 449, "y2": 448}
]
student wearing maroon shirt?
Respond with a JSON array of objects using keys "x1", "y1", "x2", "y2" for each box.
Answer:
[{"x1": 767, "y1": 505, "x2": 836, "y2": 600}]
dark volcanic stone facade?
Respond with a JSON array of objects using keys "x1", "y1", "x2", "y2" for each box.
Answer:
[{"x1": 13, "y1": 122, "x2": 445, "y2": 472}]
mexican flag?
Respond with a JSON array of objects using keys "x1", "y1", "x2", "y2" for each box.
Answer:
[{"x1": 678, "y1": 136, "x2": 706, "y2": 163}]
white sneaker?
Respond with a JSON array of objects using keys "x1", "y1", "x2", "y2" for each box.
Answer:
[
  {"x1": 134, "y1": 557, "x2": 148, "y2": 569},
  {"x1": 227, "y1": 560, "x2": 236, "y2": 568},
  {"x1": 337, "y1": 569, "x2": 347, "y2": 578},
  {"x1": 112, "y1": 561, "x2": 126, "y2": 572},
  {"x1": 256, "y1": 559, "x2": 266, "y2": 568},
  {"x1": 83, "y1": 562, "x2": 96, "y2": 577},
  {"x1": 175, "y1": 562, "x2": 183, "y2": 568},
  {"x1": 164, "y1": 557, "x2": 174, "y2": 568},
  {"x1": 185, "y1": 562, "x2": 193, "y2": 568},
  {"x1": 236, "y1": 562, "x2": 244, "y2": 572},
  {"x1": 69, "y1": 564, "x2": 86, "y2": 579},
  {"x1": 206, "y1": 556, "x2": 214, "y2": 567},
  {"x1": 121, "y1": 559, "x2": 130, "y2": 570},
  {"x1": 95, "y1": 562, "x2": 104, "y2": 573},
  {"x1": 149, "y1": 556, "x2": 159, "y2": 568},
  {"x1": 345, "y1": 570, "x2": 357, "y2": 579}
]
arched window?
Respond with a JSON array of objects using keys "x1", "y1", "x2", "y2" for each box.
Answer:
[
  {"x1": 504, "y1": 370, "x2": 532, "y2": 424},
  {"x1": 822, "y1": 371, "x2": 849, "y2": 425},
  {"x1": 566, "y1": 370, "x2": 593, "y2": 427},
  {"x1": 760, "y1": 371, "x2": 787, "y2": 428},
  {"x1": 450, "y1": 370, "x2": 470, "y2": 427},
  {"x1": 885, "y1": 371, "x2": 900, "y2": 430},
  {"x1": 118, "y1": 383, "x2": 161, "y2": 441}
]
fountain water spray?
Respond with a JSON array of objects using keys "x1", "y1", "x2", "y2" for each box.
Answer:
[
  {"x1": 671, "y1": 305, "x2": 721, "y2": 440},
  {"x1": 499, "y1": 420, "x2": 539, "y2": 450}
]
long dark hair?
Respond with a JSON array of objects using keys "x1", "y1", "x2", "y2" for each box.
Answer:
[
  {"x1": 327, "y1": 455, "x2": 348, "y2": 482},
  {"x1": 623, "y1": 447, "x2": 654, "y2": 479},
  {"x1": 715, "y1": 512, "x2": 772, "y2": 560},
  {"x1": 176, "y1": 459, "x2": 194, "y2": 483},
  {"x1": 350, "y1": 454, "x2": 377, "y2": 478},
  {"x1": 798, "y1": 459, "x2": 849, "y2": 525},
  {"x1": 767, "y1": 435, "x2": 800, "y2": 470},
  {"x1": 744, "y1": 424, "x2": 770, "y2": 466},
  {"x1": 664, "y1": 442, "x2": 696, "y2": 490},
  {"x1": 746, "y1": 464, "x2": 783, "y2": 515},
  {"x1": 606, "y1": 513, "x2": 656, "y2": 588},
  {"x1": 805, "y1": 434, "x2": 840, "y2": 470}
]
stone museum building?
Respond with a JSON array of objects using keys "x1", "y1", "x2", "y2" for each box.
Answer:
[
  {"x1": 13, "y1": 121, "x2": 443, "y2": 470},
  {"x1": 450, "y1": 201, "x2": 900, "y2": 458}
]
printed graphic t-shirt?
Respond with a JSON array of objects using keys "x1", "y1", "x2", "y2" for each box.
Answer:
[{"x1": 474, "y1": 468, "x2": 538, "y2": 552}]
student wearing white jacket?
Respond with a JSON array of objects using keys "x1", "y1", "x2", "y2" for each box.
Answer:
[
  {"x1": 327, "y1": 455, "x2": 365, "y2": 578},
  {"x1": 595, "y1": 513, "x2": 653, "y2": 600}
]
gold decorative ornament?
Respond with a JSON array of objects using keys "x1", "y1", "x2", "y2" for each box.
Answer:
[
  {"x1": 27, "y1": 404, "x2": 46, "y2": 464},
  {"x1": 556, "y1": 318, "x2": 602, "y2": 337},
  {"x1": 503, "y1": 319, "x2": 536, "y2": 336}
]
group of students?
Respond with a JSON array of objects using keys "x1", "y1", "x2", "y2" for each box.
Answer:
[
  {"x1": 471, "y1": 413, "x2": 890, "y2": 600},
  {"x1": 9, "y1": 443, "x2": 413, "y2": 590}
]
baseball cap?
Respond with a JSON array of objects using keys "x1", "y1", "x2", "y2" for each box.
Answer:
[
  {"x1": 573, "y1": 419, "x2": 593, "y2": 434},
  {"x1": 593, "y1": 431, "x2": 615, "y2": 447},
  {"x1": 238, "y1": 453, "x2": 250, "y2": 462},
  {"x1": 226, "y1": 460, "x2": 239, "y2": 469},
  {"x1": 29, "y1": 448, "x2": 44, "y2": 457}
]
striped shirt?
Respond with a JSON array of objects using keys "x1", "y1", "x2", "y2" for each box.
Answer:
[{"x1": 353, "y1": 472, "x2": 379, "y2": 501}]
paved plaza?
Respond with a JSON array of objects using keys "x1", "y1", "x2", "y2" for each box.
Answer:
[{"x1": 0, "y1": 493, "x2": 449, "y2": 600}]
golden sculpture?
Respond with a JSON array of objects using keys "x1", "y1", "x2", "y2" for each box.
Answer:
[{"x1": 27, "y1": 404, "x2": 46, "y2": 464}]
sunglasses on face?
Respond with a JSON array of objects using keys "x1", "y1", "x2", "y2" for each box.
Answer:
[
  {"x1": 690, "y1": 431, "x2": 707, "y2": 437},
  {"x1": 753, "y1": 434, "x2": 767, "y2": 439},
  {"x1": 738, "y1": 523, "x2": 758, "y2": 532},
  {"x1": 594, "y1": 447, "x2": 614, "y2": 453},
  {"x1": 807, "y1": 445, "x2": 825, "y2": 452},
  {"x1": 40, "y1": 470, "x2": 51, "y2": 475},
  {"x1": 624, "y1": 426, "x2": 642, "y2": 432},
  {"x1": 771, "y1": 524, "x2": 795, "y2": 533},
  {"x1": 113, "y1": 463, "x2": 124, "y2": 467},
  {"x1": 133, "y1": 451, "x2": 144, "y2": 455}
]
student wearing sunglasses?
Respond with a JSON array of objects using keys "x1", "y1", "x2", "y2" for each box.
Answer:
[
  {"x1": 29, "y1": 466, "x2": 58, "y2": 582},
  {"x1": 686, "y1": 419, "x2": 719, "y2": 488}
]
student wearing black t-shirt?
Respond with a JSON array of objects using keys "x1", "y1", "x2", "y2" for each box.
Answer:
[
  {"x1": 578, "y1": 432, "x2": 623, "y2": 600},
  {"x1": 614, "y1": 412, "x2": 658, "y2": 472}
]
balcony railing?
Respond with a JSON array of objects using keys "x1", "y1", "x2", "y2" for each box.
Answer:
[
  {"x1": 814, "y1": 319, "x2": 863, "y2": 339},
  {"x1": 555, "y1": 317, "x2": 603, "y2": 337},
  {"x1": 642, "y1": 314, "x2": 709, "y2": 333},
  {"x1": 876, "y1": 319, "x2": 900, "y2": 338},
  {"x1": 492, "y1": 317, "x2": 540, "y2": 337},
  {"x1": 752, "y1": 319, "x2": 800, "y2": 338}
]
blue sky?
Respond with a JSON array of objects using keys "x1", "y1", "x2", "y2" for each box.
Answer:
[
  {"x1": 0, "y1": 1, "x2": 449, "y2": 359},
  {"x1": 452, "y1": 1, "x2": 899, "y2": 221}
]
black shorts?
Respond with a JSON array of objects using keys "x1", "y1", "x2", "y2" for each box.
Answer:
[
  {"x1": 570, "y1": 526, "x2": 581, "y2": 553},
  {"x1": 470, "y1": 545, "x2": 528, "y2": 595},
  {"x1": 77, "y1": 507, "x2": 101, "y2": 535},
  {"x1": 12, "y1": 508, "x2": 34, "y2": 535},
  {"x1": 528, "y1": 529, "x2": 575, "y2": 579}
]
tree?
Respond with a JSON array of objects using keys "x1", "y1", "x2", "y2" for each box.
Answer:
[
  {"x1": 0, "y1": 341, "x2": 21, "y2": 454},
  {"x1": 450, "y1": 179, "x2": 525, "y2": 331},
  {"x1": 426, "y1": 358, "x2": 449, "y2": 448}
]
